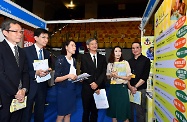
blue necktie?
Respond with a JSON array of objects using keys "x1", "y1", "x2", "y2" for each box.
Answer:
[{"x1": 39, "y1": 49, "x2": 43, "y2": 60}]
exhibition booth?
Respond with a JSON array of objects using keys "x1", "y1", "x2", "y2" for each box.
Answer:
[{"x1": 0, "y1": 0, "x2": 187, "y2": 121}]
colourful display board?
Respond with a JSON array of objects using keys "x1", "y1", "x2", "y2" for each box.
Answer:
[
  {"x1": 141, "y1": 36, "x2": 154, "y2": 91},
  {"x1": 154, "y1": 0, "x2": 187, "y2": 121}
]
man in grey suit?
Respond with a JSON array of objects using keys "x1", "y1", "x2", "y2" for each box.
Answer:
[{"x1": 0, "y1": 19, "x2": 29, "y2": 122}]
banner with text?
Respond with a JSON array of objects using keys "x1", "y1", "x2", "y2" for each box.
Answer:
[{"x1": 154, "y1": 0, "x2": 187, "y2": 122}]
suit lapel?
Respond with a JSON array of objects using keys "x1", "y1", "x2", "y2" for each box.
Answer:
[
  {"x1": 30, "y1": 45, "x2": 38, "y2": 60},
  {"x1": 96, "y1": 53, "x2": 102, "y2": 68},
  {"x1": 43, "y1": 49, "x2": 48, "y2": 60},
  {"x1": 31, "y1": 45, "x2": 49, "y2": 60},
  {"x1": 2, "y1": 40, "x2": 19, "y2": 68}
]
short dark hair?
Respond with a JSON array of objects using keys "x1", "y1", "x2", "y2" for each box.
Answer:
[
  {"x1": 1, "y1": 19, "x2": 20, "y2": 31},
  {"x1": 132, "y1": 41, "x2": 142, "y2": 48},
  {"x1": 61, "y1": 40, "x2": 76, "y2": 55},
  {"x1": 86, "y1": 38, "x2": 97, "y2": 45},
  {"x1": 34, "y1": 28, "x2": 48, "y2": 37},
  {"x1": 108, "y1": 46, "x2": 124, "y2": 63}
]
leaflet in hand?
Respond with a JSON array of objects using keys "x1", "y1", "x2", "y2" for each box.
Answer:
[
  {"x1": 10, "y1": 96, "x2": 27, "y2": 113},
  {"x1": 33, "y1": 59, "x2": 49, "y2": 70},
  {"x1": 93, "y1": 89, "x2": 109, "y2": 109},
  {"x1": 128, "y1": 89, "x2": 141, "y2": 105},
  {"x1": 33, "y1": 59, "x2": 51, "y2": 83},
  {"x1": 72, "y1": 73, "x2": 91, "y2": 83}
]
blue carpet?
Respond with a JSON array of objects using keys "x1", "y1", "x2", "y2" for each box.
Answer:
[{"x1": 31, "y1": 82, "x2": 113, "y2": 122}]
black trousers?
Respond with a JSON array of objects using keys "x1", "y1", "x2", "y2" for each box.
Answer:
[
  {"x1": 130, "y1": 89, "x2": 147, "y2": 122},
  {"x1": 0, "y1": 94, "x2": 22, "y2": 122},
  {"x1": 21, "y1": 85, "x2": 47, "y2": 122},
  {"x1": 81, "y1": 88, "x2": 98, "y2": 122}
]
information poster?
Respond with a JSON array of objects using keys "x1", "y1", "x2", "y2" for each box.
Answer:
[{"x1": 154, "y1": 0, "x2": 187, "y2": 122}]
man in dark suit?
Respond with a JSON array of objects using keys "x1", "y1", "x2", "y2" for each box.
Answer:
[
  {"x1": 21, "y1": 28, "x2": 51, "y2": 122},
  {"x1": 81, "y1": 38, "x2": 107, "y2": 122},
  {"x1": 0, "y1": 20, "x2": 29, "y2": 122}
]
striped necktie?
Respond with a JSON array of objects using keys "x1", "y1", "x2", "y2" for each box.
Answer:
[{"x1": 14, "y1": 46, "x2": 19, "y2": 66}]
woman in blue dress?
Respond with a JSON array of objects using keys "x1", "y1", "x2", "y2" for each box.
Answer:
[{"x1": 54, "y1": 40, "x2": 77, "y2": 122}]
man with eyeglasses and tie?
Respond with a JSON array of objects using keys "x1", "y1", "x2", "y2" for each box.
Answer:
[
  {"x1": 0, "y1": 20, "x2": 29, "y2": 122},
  {"x1": 21, "y1": 28, "x2": 51, "y2": 122},
  {"x1": 80, "y1": 38, "x2": 107, "y2": 122}
]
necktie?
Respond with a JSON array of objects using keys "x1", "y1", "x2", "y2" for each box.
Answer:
[
  {"x1": 14, "y1": 46, "x2": 22, "y2": 89},
  {"x1": 14, "y1": 46, "x2": 19, "y2": 66},
  {"x1": 93, "y1": 55, "x2": 96, "y2": 67},
  {"x1": 39, "y1": 49, "x2": 43, "y2": 60}
]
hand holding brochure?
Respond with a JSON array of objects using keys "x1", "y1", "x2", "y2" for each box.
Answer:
[
  {"x1": 93, "y1": 89, "x2": 109, "y2": 109},
  {"x1": 10, "y1": 96, "x2": 27, "y2": 113},
  {"x1": 33, "y1": 59, "x2": 51, "y2": 83},
  {"x1": 72, "y1": 73, "x2": 91, "y2": 83},
  {"x1": 128, "y1": 90, "x2": 141, "y2": 105}
]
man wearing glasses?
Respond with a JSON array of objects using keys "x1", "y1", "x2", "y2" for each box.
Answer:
[{"x1": 0, "y1": 20, "x2": 29, "y2": 122}]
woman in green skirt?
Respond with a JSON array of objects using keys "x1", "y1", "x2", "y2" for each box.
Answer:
[{"x1": 106, "y1": 46, "x2": 132, "y2": 122}]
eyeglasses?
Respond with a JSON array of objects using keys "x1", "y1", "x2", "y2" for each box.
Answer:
[{"x1": 6, "y1": 30, "x2": 24, "y2": 34}]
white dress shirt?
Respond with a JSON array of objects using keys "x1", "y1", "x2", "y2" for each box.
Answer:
[{"x1": 90, "y1": 53, "x2": 97, "y2": 67}]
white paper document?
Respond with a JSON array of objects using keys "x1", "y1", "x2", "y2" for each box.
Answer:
[
  {"x1": 93, "y1": 89, "x2": 109, "y2": 109},
  {"x1": 72, "y1": 73, "x2": 91, "y2": 83},
  {"x1": 128, "y1": 89, "x2": 141, "y2": 105},
  {"x1": 33, "y1": 59, "x2": 51, "y2": 83}
]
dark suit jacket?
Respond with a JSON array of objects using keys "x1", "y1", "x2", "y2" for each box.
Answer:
[
  {"x1": 0, "y1": 40, "x2": 29, "y2": 104},
  {"x1": 81, "y1": 53, "x2": 107, "y2": 92},
  {"x1": 24, "y1": 45, "x2": 50, "y2": 99},
  {"x1": 0, "y1": 95, "x2": 2, "y2": 108},
  {"x1": 54, "y1": 55, "x2": 76, "y2": 89}
]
